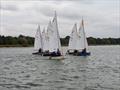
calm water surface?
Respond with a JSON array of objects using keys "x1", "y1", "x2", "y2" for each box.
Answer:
[{"x1": 0, "y1": 46, "x2": 120, "y2": 90}]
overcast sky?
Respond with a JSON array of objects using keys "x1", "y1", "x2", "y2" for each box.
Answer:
[{"x1": 0, "y1": 0, "x2": 119, "y2": 38}]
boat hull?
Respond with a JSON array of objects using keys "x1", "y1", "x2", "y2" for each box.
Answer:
[
  {"x1": 49, "y1": 56, "x2": 64, "y2": 60},
  {"x1": 32, "y1": 52, "x2": 42, "y2": 55},
  {"x1": 79, "y1": 52, "x2": 91, "y2": 56},
  {"x1": 67, "y1": 51, "x2": 75, "y2": 55},
  {"x1": 67, "y1": 52, "x2": 91, "y2": 56},
  {"x1": 43, "y1": 53, "x2": 50, "y2": 56}
]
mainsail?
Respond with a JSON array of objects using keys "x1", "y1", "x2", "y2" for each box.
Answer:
[
  {"x1": 34, "y1": 25, "x2": 43, "y2": 51},
  {"x1": 48, "y1": 11, "x2": 61, "y2": 52},
  {"x1": 68, "y1": 23, "x2": 78, "y2": 50},
  {"x1": 42, "y1": 28, "x2": 49, "y2": 51}
]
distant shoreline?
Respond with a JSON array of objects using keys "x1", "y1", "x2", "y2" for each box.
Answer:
[
  {"x1": 0, "y1": 45, "x2": 119, "y2": 48},
  {"x1": 0, "y1": 45, "x2": 33, "y2": 47},
  {"x1": 0, "y1": 35, "x2": 120, "y2": 47}
]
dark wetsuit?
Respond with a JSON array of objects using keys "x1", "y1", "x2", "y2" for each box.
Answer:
[
  {"x1": 57, "y1": 49, "x2": 61, "y2": 56},
  {"x1": 74, "y1": 50, "x2": 78, "y2": 55},
  {"x1": 81, "y1": 48, "x2": 86, "y2": 54},
  {"x1": 51, "y1": 52, "x2": 56, "y2": 56},
  {"x1": 39, "y1": 48, "x2": 42, "y2": 53},
  {"x1": 50, "y1": 49, "x2": 61, "y2": 56},
  {"x1": 38, "y1": 48, "x2": 43, "y2": 55},
  {"x1": 43, "y1": 50, "x2": 50, "y2": 56}
]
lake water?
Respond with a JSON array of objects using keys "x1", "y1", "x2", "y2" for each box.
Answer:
[{"x1": 0, "y1": 46, "x2": 120, "y2": 90}]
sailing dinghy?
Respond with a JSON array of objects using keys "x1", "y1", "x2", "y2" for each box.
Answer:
[
  {"x1": 42, "y1": 27, "x2": 50, "y2": 56},
  {"x1": 67, "y1": 19, "x2": 90, "y2": 56},
  {"x1": 77, "y1": 19, "x2": 90, "y2": 56},
  {"x1": 67, "y1": 23, "x2": 78, "y2": 54},
  {"x1": 47, "y1": 12, "x2": 64, "y2": 59},
  {"x1": 32, "y1": 25, "x2": 43, "y2": 55}
]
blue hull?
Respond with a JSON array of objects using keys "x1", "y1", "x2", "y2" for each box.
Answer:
[
  {"x1": 68, "y1": 52, "x2": 91, "y2": 56},
  {"x1": 79, "y1": 52, "x2": 91, "y2": 56},
  {"x1": 43, "y1": 54, "x2": 61, "y2": 57},
  {"x1": 43, "y1": 52, "x2": 61, "y2": 57}
]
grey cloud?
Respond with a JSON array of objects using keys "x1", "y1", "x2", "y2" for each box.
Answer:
[
  {"x1": 35, "y1": 6, "x2": 81, "y2": 21},
  {"x1": 0, "y1": 0, "x2": 119, "y2": 38},
  {"x1": 37, "y1": 8, "x2": 54, "y2": 17},
  {"x1": 0, "y1": 4, "x2": 19, "y2": 11},
  {"x1": 42, "y1": 0, "x2": 95, "y2": 4}
]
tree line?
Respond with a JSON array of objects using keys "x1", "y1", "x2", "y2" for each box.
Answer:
[
  {"x1": 0, "y1": 35, "x2": 34, "y2": 47},
  {"x1": 61, "y1": 36, "x2": 120, "y2": 46},
  {"x1": 0, "y1": 35, "x2": 120, "y2": 47}
]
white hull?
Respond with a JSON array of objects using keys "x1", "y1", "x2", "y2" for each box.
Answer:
[{"x1": 49, "y1": 56, "x2": 64, "y2": 60}]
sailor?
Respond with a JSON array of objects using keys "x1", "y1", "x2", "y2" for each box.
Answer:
[
  {"x1": 67, "y1": 50, "x2": 69, "y2": 53},
  {"x1": 46, "y1": 50, "x2": 50, "y2": 55},
  {"x1": 66, "y1": 50, "x2": 69, "y2": 54},
  {"x1": 82, "y1": 48, "x2": 86, "y2": 54},
  {"x1": 38, "y1": 48, "x2": 43, "y2": 55},
  {"x1": 43, "y1": 50, "x2": 49, "y2": 56},
  {"x1": 57, "y1": 49, "x2": 61, "y2": 56},
  {"x1": 39, "y1": 48, "x2": 42, "y2": 53},
  {"x1": 46, "y1": 50, "x2": 49, "y2": 53},
  {"x1": 74, "y1": 49, "x2": 78, "y2": 55},
  {"x1": 51, "y1": 51, "x2": 56, "y2": 56},
  {"x1": 50, "y1": 49, "x2": 57, "y2": 56}
]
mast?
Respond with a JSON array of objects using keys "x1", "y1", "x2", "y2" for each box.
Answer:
[
  {"x1": 54, "y1": 11, "x2": 61, "y2": 50},
  {"x1": 81, "y1": 18, "x2": 88, "y2": 49},
  {"x1": 82, "y1": 18, "x2": 86, "y2": 49},
  {"x1": 42, "y1": 27, "x2": 46, "y2": 51}
]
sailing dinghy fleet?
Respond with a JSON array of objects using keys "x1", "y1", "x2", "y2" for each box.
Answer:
[
  {"x1": 33, "y1": 12, "x2": 90, "y2": 59},
  {"x1": 33, "y1": 12, "x2": 64, "y2": 59}
]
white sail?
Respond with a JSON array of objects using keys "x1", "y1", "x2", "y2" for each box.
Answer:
[
  {"x1": 68, "y1": 23, "x2": 78, "y2": 50},
  {"x1": 34, "y1": 25, "x2": 43, "y2": 51},
  {"x1": 47, "y1": 21, "x2": 54, "y2": 52},
  {"x1": 48, "y1": 11, "x2": 61, "y2": 52},
  {"x1": 76, "y1": 19, "x2": 88, "y2": 50},
  {"x1": 42, "y1": 28, "x2": 49, "y2": 51}
]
